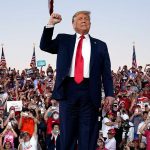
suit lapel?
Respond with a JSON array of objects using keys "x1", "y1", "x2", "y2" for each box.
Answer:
[
  {"x1": 89, "y1": 36, "x2": 97, "y2": 72},
  {"x1": 68, "y1": 34, "x2": 76, "y2": 66}
]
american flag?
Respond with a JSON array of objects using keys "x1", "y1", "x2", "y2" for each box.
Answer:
[
  {"x1": 132, "y1": 45, "x2": 137, "y2": 68},
  {"x1": 48, "y1": 0, "x2": 54, "y2": 15},
  {"x1": 0, "y1": 46, "x2": 6, "y2": 67},
  {"x1": 30, "y1": 45, "x2": 36, "y2": 67}
]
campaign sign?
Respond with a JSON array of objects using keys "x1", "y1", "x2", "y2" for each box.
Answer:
[
  {"x1": 7, "y1": 101, "x2": 22, "y2": 112},
  {"x1": 37, "y1": 60, "x2": 46, "y2": 67},
  {"x1": 26, "y1": 68, "x2": 33, "y2": 75}
]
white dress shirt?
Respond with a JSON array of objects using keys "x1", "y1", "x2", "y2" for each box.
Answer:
[
  {"x1": 45, "y1": 25, "x2": 91, "y2": 78},
  {"x1": 69, "y1": 33, "x2": 91, "y2": 78}
]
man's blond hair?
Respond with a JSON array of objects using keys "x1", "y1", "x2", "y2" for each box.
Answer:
[{"x1": 72, "y1": 11, "x2": 91, "y2": 23}]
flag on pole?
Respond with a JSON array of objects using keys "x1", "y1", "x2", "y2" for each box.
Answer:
[
  {"x1": 48, "y1": 0, "x2": 54, "y2": 15},
  {"x1": 132, "y1": 45, "x2": 137, "y2": 68},
  {"x1": 30, "y1": 45, "x2": 36, "y2": 68},
  {"x1": 0, "y1": 46, "x2": 7, "y2": 67}
]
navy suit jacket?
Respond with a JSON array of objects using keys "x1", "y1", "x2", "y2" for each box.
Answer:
[{"x1": 40, "y1": 27, "x2": 114, "y2": 108}]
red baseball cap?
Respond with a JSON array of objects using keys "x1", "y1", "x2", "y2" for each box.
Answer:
[
  {"x1": 107, "y1": 112, "x2": 114, "y2": 116},
  {"x1": 108, "y1": 129, "x2": 116, "y2": 135}
]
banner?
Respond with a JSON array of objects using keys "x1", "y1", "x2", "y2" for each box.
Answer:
[{"x1": 7, "y1": 101, "x2": 22, "y2": 112}]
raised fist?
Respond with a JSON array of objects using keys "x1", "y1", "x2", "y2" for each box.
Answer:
[{"x1": 48, "y1": 13, "x2": 62, "y2": 25}]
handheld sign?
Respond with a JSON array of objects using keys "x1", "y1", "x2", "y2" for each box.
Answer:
[
  {"x1": 7, "y1": 101, "x2": 22, "y2": 112},
  {"x1": 37, "y1": 60, "x2": 46, "y2": 67}
]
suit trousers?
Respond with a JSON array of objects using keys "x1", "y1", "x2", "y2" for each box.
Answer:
[{"x1": 59, "y1": 77, "x2": 99, "y2": 150}]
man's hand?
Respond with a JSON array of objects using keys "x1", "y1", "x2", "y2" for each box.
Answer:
[
  {"x1": 48, "y1": 13, "x2": 62, "y2": 25},
  {"x1": 103, "y1": 96, "x2": 115, "y2": 111}
]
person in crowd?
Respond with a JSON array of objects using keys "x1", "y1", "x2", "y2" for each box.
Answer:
[
  {"x1": 18, "y1": 109, "x2": 38, "y2": 137},
  {"x1": 1, "y1": 139, "x2": 14, "y2": 150},
  {"x1": 40, "y1": 10, "x2": 114, "y2": 149},
  {"x1": 0, "y1": 84, "x2": 8, "y2": 105},
  {"x1": 102, "y1": 112, "x2": 116, "y2": 139},
  {"x1": 119, "y1": 92, "x2": 131, "y2": 111},
  {"x1": 139, "y1": 142, "x2": 146, "y2": 150},
  {"x1": 128, "y1": 67, "x2": 138, "y2": 80},
  {"x1": 126, "y1": 84, "x2": 133, "y2": 97},
  {"x1": 126, "y1": 77, "x2": 139, "y2": 94},
  {"x1": 46, "y1": 122, "x2": 60, "y2": 150},
  {"x1": 139, "y1": 116, "x2": 150, "y2": 150},
  {"x1": 4, "y1": 107, "x2": 18, "y2": 128},
  {"x1": 0, "y1": 106, "x2": 4, "y2": 133},
  {"x1": 114, "y1": 116, "x2": 123, "y2": 150},
  {"x1": 137, "y1": 111, "x2": 148, "y2": 143},
  {"x1": 3, "y1": 106, "x2": 19, "y2": 149},
  {"x1": 96, "y1": 137, "x2": 108, "y2": 150},
  {"x1": 130, "y1": 106, "x2": 143, "y2": 139},
  {"x1": 121, "y1": 114, "x2": 134, "y2": 145},
  {"x1": 44, "y1": 106, "x2": 59, "y2": 149},
  {"x1": 1, "y1": 123, "x2": 17, "y2": 149},
  {"x1": 105, "y1": 128, "x2": 116, "y2": 150},
  {"x1": 18, "y1": 122, "x2": 38, "y2": 150}
]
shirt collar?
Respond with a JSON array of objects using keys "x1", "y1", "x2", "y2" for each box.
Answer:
[{"x1": 76, "y1": 33, "x2": 89, "y2": 40}]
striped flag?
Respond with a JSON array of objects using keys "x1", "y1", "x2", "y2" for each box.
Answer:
[
  {"x1": 30, "y1": 45, "x2": 36, "y2": 68},
  {"x1": 0, "y1": 46, "x2": 6, "y2": 67},
  {"x1": 132, "y1": 45, "x2": 137, "y2": 68},
  {"x1": 48, "y1": 0, "x2": 54, "y2": 15}
]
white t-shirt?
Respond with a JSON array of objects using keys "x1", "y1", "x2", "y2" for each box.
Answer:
[
  {"x1": 105, "y1": 137, "x2": 116, "y2": 150},
  {"x1": 22, "y1": 135, "x2": 37, "y2": 150},
  {"x1": 102, "y1": 117, "x2": 114, "y2": 138}
]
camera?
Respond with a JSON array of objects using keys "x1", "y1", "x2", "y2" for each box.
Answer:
[{"x1": 122, "y1": 120, "x2": 131, "y2": 131}]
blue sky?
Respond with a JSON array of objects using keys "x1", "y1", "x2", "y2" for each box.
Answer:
[{"x1": 0, "y1": 0, "x2": 150, "y2": 71}]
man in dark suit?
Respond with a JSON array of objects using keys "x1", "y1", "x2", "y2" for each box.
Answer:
[
  {"x1": 40, "y1": 10, "x2": 114, "y2": 150},
  {"x1": 47, "y1": 123, "x2": 60, "y2": 150}
]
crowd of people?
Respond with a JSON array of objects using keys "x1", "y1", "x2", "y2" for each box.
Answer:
[
  {"x1": 98, "y1": 64, "x2": 150, "y2": 150},
  {"x1": 0, "y1": 63, "x2": 150, "y2": 150}
]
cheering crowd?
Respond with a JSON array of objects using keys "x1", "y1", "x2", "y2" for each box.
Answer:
[{"x1": 0, "y1": 63, "x2": 150, "y2": 150}]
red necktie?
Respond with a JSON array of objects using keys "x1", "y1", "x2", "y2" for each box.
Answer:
[{"x1": 74, "y1": 35, "x2": 84, "y2": 84}]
